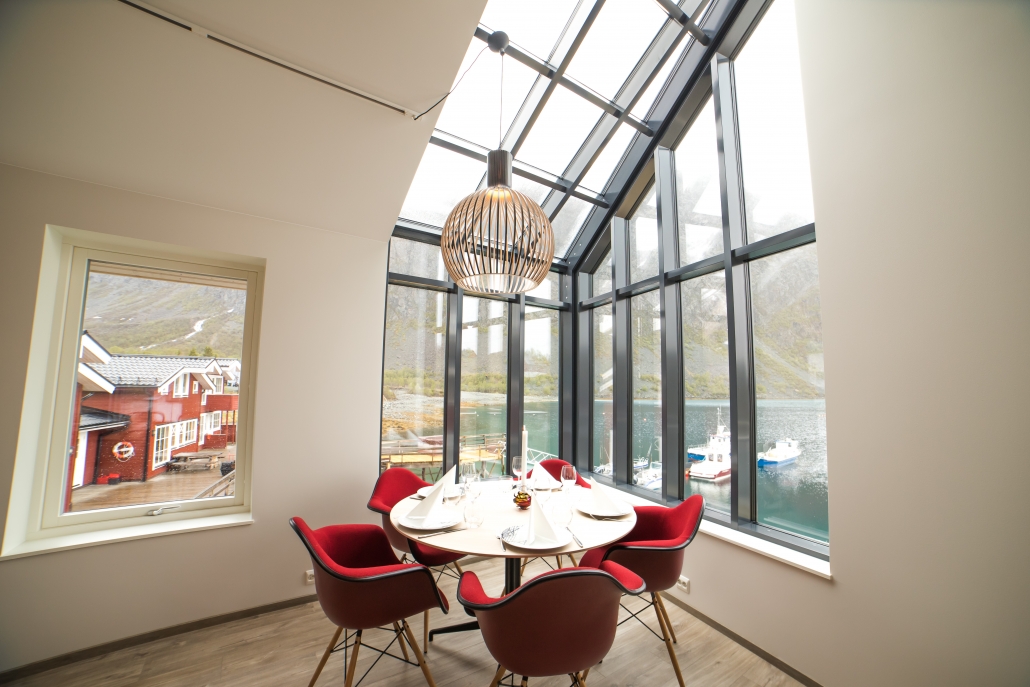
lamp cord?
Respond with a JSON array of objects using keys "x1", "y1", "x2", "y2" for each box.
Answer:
[
  {"x1": 412, "y1": 45, "x2": 490, "y2": 121},
  {"x1": 499, "y1": 53, "x2": 504, "y2": 148}
]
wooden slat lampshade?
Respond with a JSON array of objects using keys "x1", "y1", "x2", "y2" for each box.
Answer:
[{"x1": 441, "y1": 150, "x2": 555, "y2": 295}]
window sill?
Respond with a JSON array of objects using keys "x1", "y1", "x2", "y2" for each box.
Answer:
[
  {"x1": 0, "y1": 511, "x2": 252, "y2": 561},
  {"x1": 597, "y1": 483, "x2": 832, "y2": 580}
]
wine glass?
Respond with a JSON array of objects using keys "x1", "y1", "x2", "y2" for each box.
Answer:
[
  {"x1": 463, "y1": 500, "x2": 485, "y2": 529},
  {"x1": 551, "y1": 497, "x2": 573, "y2": 530},
  {"x1": 560, "y1": 464, "x2": 577, "y2": 492},
  {"x1": 511, "y1": 456, "x2": 524, "y2": 486},
  {"x1": 461, "y1": 462, "x2": 480, "y2": 499}
]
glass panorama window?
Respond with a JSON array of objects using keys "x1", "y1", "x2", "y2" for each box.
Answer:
[
  {"x1": 592, "y1": 303, "x2": 614, "y2": 476},
  {"x1": 630, "y1": 290, "x2": 662, "y2": 491},
  {"x1": 524, "y1": 306, "x2": 560, "y2": 463},
  {"x1": 380, "y1": 285, "x2": 447, "y2": 483},
  {"x1": 734, "y1": 0, "x2": 815, "y2": 242},
  {"x1": 388, "y1": 238, "x2": 446, "y2": 281},
  {"x1": 750, "y1": 243, "x2": 827, "y2": 542},
  {"x1": 459, "y1": 296, "x2": 509, "y2": 475},
  {"x1": 674, "y1": 99, "x2": 724, "y2": 266},
  {"x1": 629, "y1": 187, "x2": 659, "y2": 284}
]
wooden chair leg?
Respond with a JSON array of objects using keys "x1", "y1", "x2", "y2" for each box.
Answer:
[
  {"x1": 343, "y1": 629, "x2": 362, "y2": 687},
  {"x1": 519, "y1": 677, "x2": 528, "y2": 687},
  {"x1": 308, "y1": 626, "x2": 343, "y2": 687},
  {"x1": 555, "y1": 556, "x2": 563, "y2": 569},
  {"x1": 567, "y1": 552, "x2": 578, "y2": 566},
  {"x1": 521, "y1": 558, "x2": 529, "y2": 575},
  {"x1": 454, "y1": 561, "x2": 464, "y2": 575},
  {"x1": 423, "y1": 609, "x2": 430, "y2": 654},
  {"x1": 652, "y1": 593, "x2": 685, "y2": 687},
  {"x1": 489, "y1": 664, "x2": 506, "y2": 687},
  {"x1": 582, "y1": 667, "x2": 590, "y2": 681},
  {"x1": 394, "y1": 622, "x2": 410, "y2": 661},
  {"x1": 403, "y1": 621, "x2": 438, "y2": 687},
  {"x1": 656, "y1": 593, "x2": 677, "y2": 644}
]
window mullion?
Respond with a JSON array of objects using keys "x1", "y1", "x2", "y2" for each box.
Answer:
[
  {"x1": 611, "y1": 218, "x2": 633, "y2": 486},
  {"x1": 442, "y1": 288, "x2": 464, "y2": 477},
  {"x1": 712, "y1": 55, "x2": 756, "y2": 524},
  {"x1": 655, "y1": 147, "x2": 685, "y2": 503},
  {"x1": 574, "y1": 271, "x2": 592, "y2": 474},
  {"x1": 506, "y1": 294, "x2": 526, "y2": 473},
  {"x1": 559, "y1": 274, "x2": 576, "y2": 464}
]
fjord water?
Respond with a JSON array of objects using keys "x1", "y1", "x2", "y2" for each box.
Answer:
[{"x1": 454, "y1": 398, "x2": 828, "y2": 544}]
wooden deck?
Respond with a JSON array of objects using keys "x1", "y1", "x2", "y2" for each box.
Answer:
[
  {"x1": 5, "y1": 557, "x2": 804, "y2": 687},
  {"x1": 69, "y1": 470, "x2": 227, "y2": 511}
]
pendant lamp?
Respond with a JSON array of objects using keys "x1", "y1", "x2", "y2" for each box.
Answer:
[{"x1": 440, "y1": 33, "x2": 555, "y2": 295}]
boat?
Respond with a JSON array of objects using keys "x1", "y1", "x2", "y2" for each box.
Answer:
[
  {"x1": 687, "y1": 408, "x2": 731, "y2": 463},
  {"x1": 757, "y1": 439, "x2": 801, "y2": 467}
]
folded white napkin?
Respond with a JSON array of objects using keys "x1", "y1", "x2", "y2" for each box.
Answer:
[
  {"x1": 587, "y1": 478, "x2": 628, "y2": 516},
  {"x1": 403, "y1": 466, "x2": 457, "y2": 528},
  {"x1": 530, "y1": 465, "x2": 560, "y2": 489},
  {"x1": 525, "y1": 496, "x2": 562, "y2": 547}
]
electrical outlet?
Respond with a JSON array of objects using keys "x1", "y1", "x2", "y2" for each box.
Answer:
[
  {"x1": 676, "y1": 576, "x2": 690, "y2": 593},
  {"x1": 304, "y1": 569, "x2": 315, "y2": 585}
]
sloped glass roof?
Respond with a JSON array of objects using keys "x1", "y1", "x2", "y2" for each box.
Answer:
[{"x1": 398, "y1": 0, "x2": 703, "y2": 259}]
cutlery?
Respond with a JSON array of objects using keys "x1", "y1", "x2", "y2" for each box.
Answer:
[
  {"x1": 417, "y1": 528, "x2": 462, "y2": 539},
  {"x1": 567, "y1": 527, "x2": 583, "y2": 547},
  {"x1": 497, "y1": 535, "x2": 506, "y2": 552}
]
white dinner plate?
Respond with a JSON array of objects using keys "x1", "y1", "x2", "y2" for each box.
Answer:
[
  {"x1": 576, "y1": 500, "x2": 632, "y2": 518},
  {"x1": 500, "y1": 525, "x2": 573, "y2": 551},
  {"x1": 415, "y1": 484, "x2": 461, "y2": 499},
  {"x1": 400, "y1": 515, "x2": 462, "y2": 531}
]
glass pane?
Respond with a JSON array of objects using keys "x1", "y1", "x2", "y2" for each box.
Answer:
[
  {"x1": 591, "y1": 303, "x2": 614, "y2": 475},
  {"x1": 734, "y1": 0, "x2": 815, "y2": 242},
  {"x1": 675, "y1": 99, "x2": 725, "y2": 265},
  {"x1": 381, "y1": 286, "x2": 447, "y2": 482},
  {"x1": 511, "y1": 174, "x2": 552, "y2": 207},
  {"x1": 388, "y1": 238, "x2": 445, "y2": 281},
  {"x1": 681, "y1": 272, "x2": 731, "y2": 513},
  {"x1": 750, "y1": 243, "x2": 827, "y2": 542},
  {"x1": 434, "y1": 41, "x2": 538, "y2": 151},
  {"x1": 400, "y1": 145, "x2": 486, "y2": 228},
  {"x1": 631, "y1": 37, "x2": 689, "y2": 120},
  {"x1": 551, "y1": 196, "x2": 595, "y2": 256},
  {"x1": 459, "y1": 295, "x2": 508, "y2": 476},
  {"x1": 629, "y1": 186, "x2": 659, "y2": 284},
  {"x1": 524, "y1": 306, "x2": 560, "y2": 466},
  {"x1": 565, "y1": 0, "x2": 668, "y2": 101},
  {"x1": 516, "y1": 86, "x2": 604, "y2": 177},
  {"x1": 579, "y1": 122, "x2": 634, "y2": 194},
  {"x1": 480, "y1": 0, "x2": 581, "y2": 64},
  {"x1": 66, "y1": 262, "x2": 247, "y2": 513},
  {"x1": 527, "y1": 271, "x2": 560, "y2": 300},
  {"x1": 592, "y1": 249, "x2": 613, "y2": 296},
  {"x1": 631, "y1": 289, "x2": 662, "y2": 492}
]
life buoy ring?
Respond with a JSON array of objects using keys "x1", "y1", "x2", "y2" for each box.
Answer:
[{"x1": 112, "y1": 442, "x2": 135, "y2": 462}]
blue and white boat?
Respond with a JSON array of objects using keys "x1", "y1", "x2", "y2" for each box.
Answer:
[
  {"x1": 757, "y1": 439, "x2": 801, "y2": 467},
  {"x1": 687, "y1": 409, "x2": 731, "y2": 463}
]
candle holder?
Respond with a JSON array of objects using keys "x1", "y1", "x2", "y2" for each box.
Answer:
[{"x1": 513, "y1": 489, "x2": 532, "y2": 510}]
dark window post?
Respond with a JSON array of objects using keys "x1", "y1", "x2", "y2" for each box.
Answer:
[
  {"x1": 575, "y1": 271, "x2": 592, "y2": 473},
  {"x1": 713, "y1": 55, "x2": 756, "y2": 523},
  {"x1": 506, "y1": 294, "x2": 526, "y2": 473},
  {"x1": 442, "y1": 288, "x2": 464, "y2": 477},
  {"x1": 560, "y1": 274, "x2": 576, "y2": 465},
  {"x1": 611, "y1": 218, "x2": 632, "y2": 486},
  {"x1": 655, "y1": 147, "x2": 685, "y2": 502}
]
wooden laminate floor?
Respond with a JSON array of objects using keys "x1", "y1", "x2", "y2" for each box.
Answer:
[{"x1": 7, "y1": 557, "x2": 803, "y2": 687}]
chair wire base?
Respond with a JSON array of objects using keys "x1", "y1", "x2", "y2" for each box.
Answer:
[
  {"x1": 330, "y1": 624, "x2": 419, "y2": 687},
  {"x1": 492, "y1": 667, "x2": 585, "y2": 686},
  {"x1": 617, "y1": 595, "x2": 666, "y2": 642}
]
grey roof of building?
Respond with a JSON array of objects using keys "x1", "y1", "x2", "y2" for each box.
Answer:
[
  {"x1": 86, "y1": 355, "x2": 240, "y2": 387},
  {"x1": 79, "y1": 407, "x2": 131, "y2": 431}
]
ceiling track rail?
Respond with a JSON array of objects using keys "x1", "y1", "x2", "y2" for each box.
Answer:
[{"x1": 114, "y1": 0, "x2": 414, "y2": 116}]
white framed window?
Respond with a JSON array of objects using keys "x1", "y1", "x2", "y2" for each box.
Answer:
[
  {"x1": 192, "y1": 380, "x2": 199, "y2": 394},
  {"x1": 4, "y1": 226, "x2": 264, "y2": 557},
  {"x1": 199, "y1": 411, "x2": 221, "y2": 438},
  {"x1": 209, "y1": 375, "x2": 224, "y2": 394},
  {"x1": 173, "y1": 372, "x2": 190, "y2": 398}
]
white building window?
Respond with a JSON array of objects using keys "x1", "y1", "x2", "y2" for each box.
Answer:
[
  {"x1": 152, "y1": 418, "x2": 199, "y2": 469},
  {"x1": 173, "y1": 372, "x2": 190, "y2": 398}
]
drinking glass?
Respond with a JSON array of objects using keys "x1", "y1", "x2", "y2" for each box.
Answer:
[
  {"x1": 560, "y1": 464, "x2": 577, "y2": 492},
  {"x1": 551, "y1": 497, "x2": 573, "y2": 529},
  {"x1": 461, "y1": 462, "x2": 480, "y2": 499},
  {"x1": 511, "y1": 456, "x2": 524, "y2": 484},
  {"x1": 464, "y1": 500, "x2": 485, "y2": 529}
]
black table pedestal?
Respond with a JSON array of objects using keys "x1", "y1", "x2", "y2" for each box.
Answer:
[{"x1": 428, "y1": 557, "x2": 522, "y2": 643}]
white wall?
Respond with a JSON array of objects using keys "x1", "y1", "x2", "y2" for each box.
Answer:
[
  {"x1": 679, "y1": 1, "x2": 1030, "y2": 685},
  {"x1": 0, "y1": 163, "x2": 388, "y2": 671}
]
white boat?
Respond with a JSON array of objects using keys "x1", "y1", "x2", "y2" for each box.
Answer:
[
  {"x1": 757, "y1": 439, "x2": 801, "y2": 467},
  {"x1": 686, "y1": 410, "x2": 732, "y2": 481}
]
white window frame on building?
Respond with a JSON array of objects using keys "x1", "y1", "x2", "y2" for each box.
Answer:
[{"x1": 2, "y1": 226, "x2": 264, "y2": 558}]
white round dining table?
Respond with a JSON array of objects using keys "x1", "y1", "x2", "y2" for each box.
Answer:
[{"x1": 391, "y1": 479, "x2": 637, "y2": 644}]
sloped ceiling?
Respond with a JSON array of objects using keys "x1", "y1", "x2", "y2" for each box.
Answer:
[{"x1": 0, "y1": 0, "x2": 487, "y2": 240}]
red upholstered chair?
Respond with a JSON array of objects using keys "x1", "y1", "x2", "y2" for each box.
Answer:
[
  {"x1": 457, "y1": 563, "x2": 645, "y2": 686},
  {"x1": 523, "y1": 459, "x2": 590, "y2": 571},
  {"x1": 579, "y1": 494, "x2": 705, "y2": 687},
  {"x1": 367, "y1": 468, "x2": 468, "y2": 651},
  {"x1": 290, "y1": 518, "x2": 446, "y2": 687}
]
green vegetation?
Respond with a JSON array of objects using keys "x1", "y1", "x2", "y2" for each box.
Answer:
[
  {"x1": 384, "y1": 368, "x2": 445, "y2": 397},
  {"x1": 461, "y1": 372, "x2": 506, "y2": 394}
]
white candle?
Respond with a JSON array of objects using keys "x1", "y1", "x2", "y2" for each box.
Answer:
[{"x1": 522, "y1": 425, "x2": 529, "y2": 487}]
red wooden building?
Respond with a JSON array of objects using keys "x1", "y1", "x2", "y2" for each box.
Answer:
[{"x1": 66, "y1": 333, "x2": 240, "y2": 510}]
